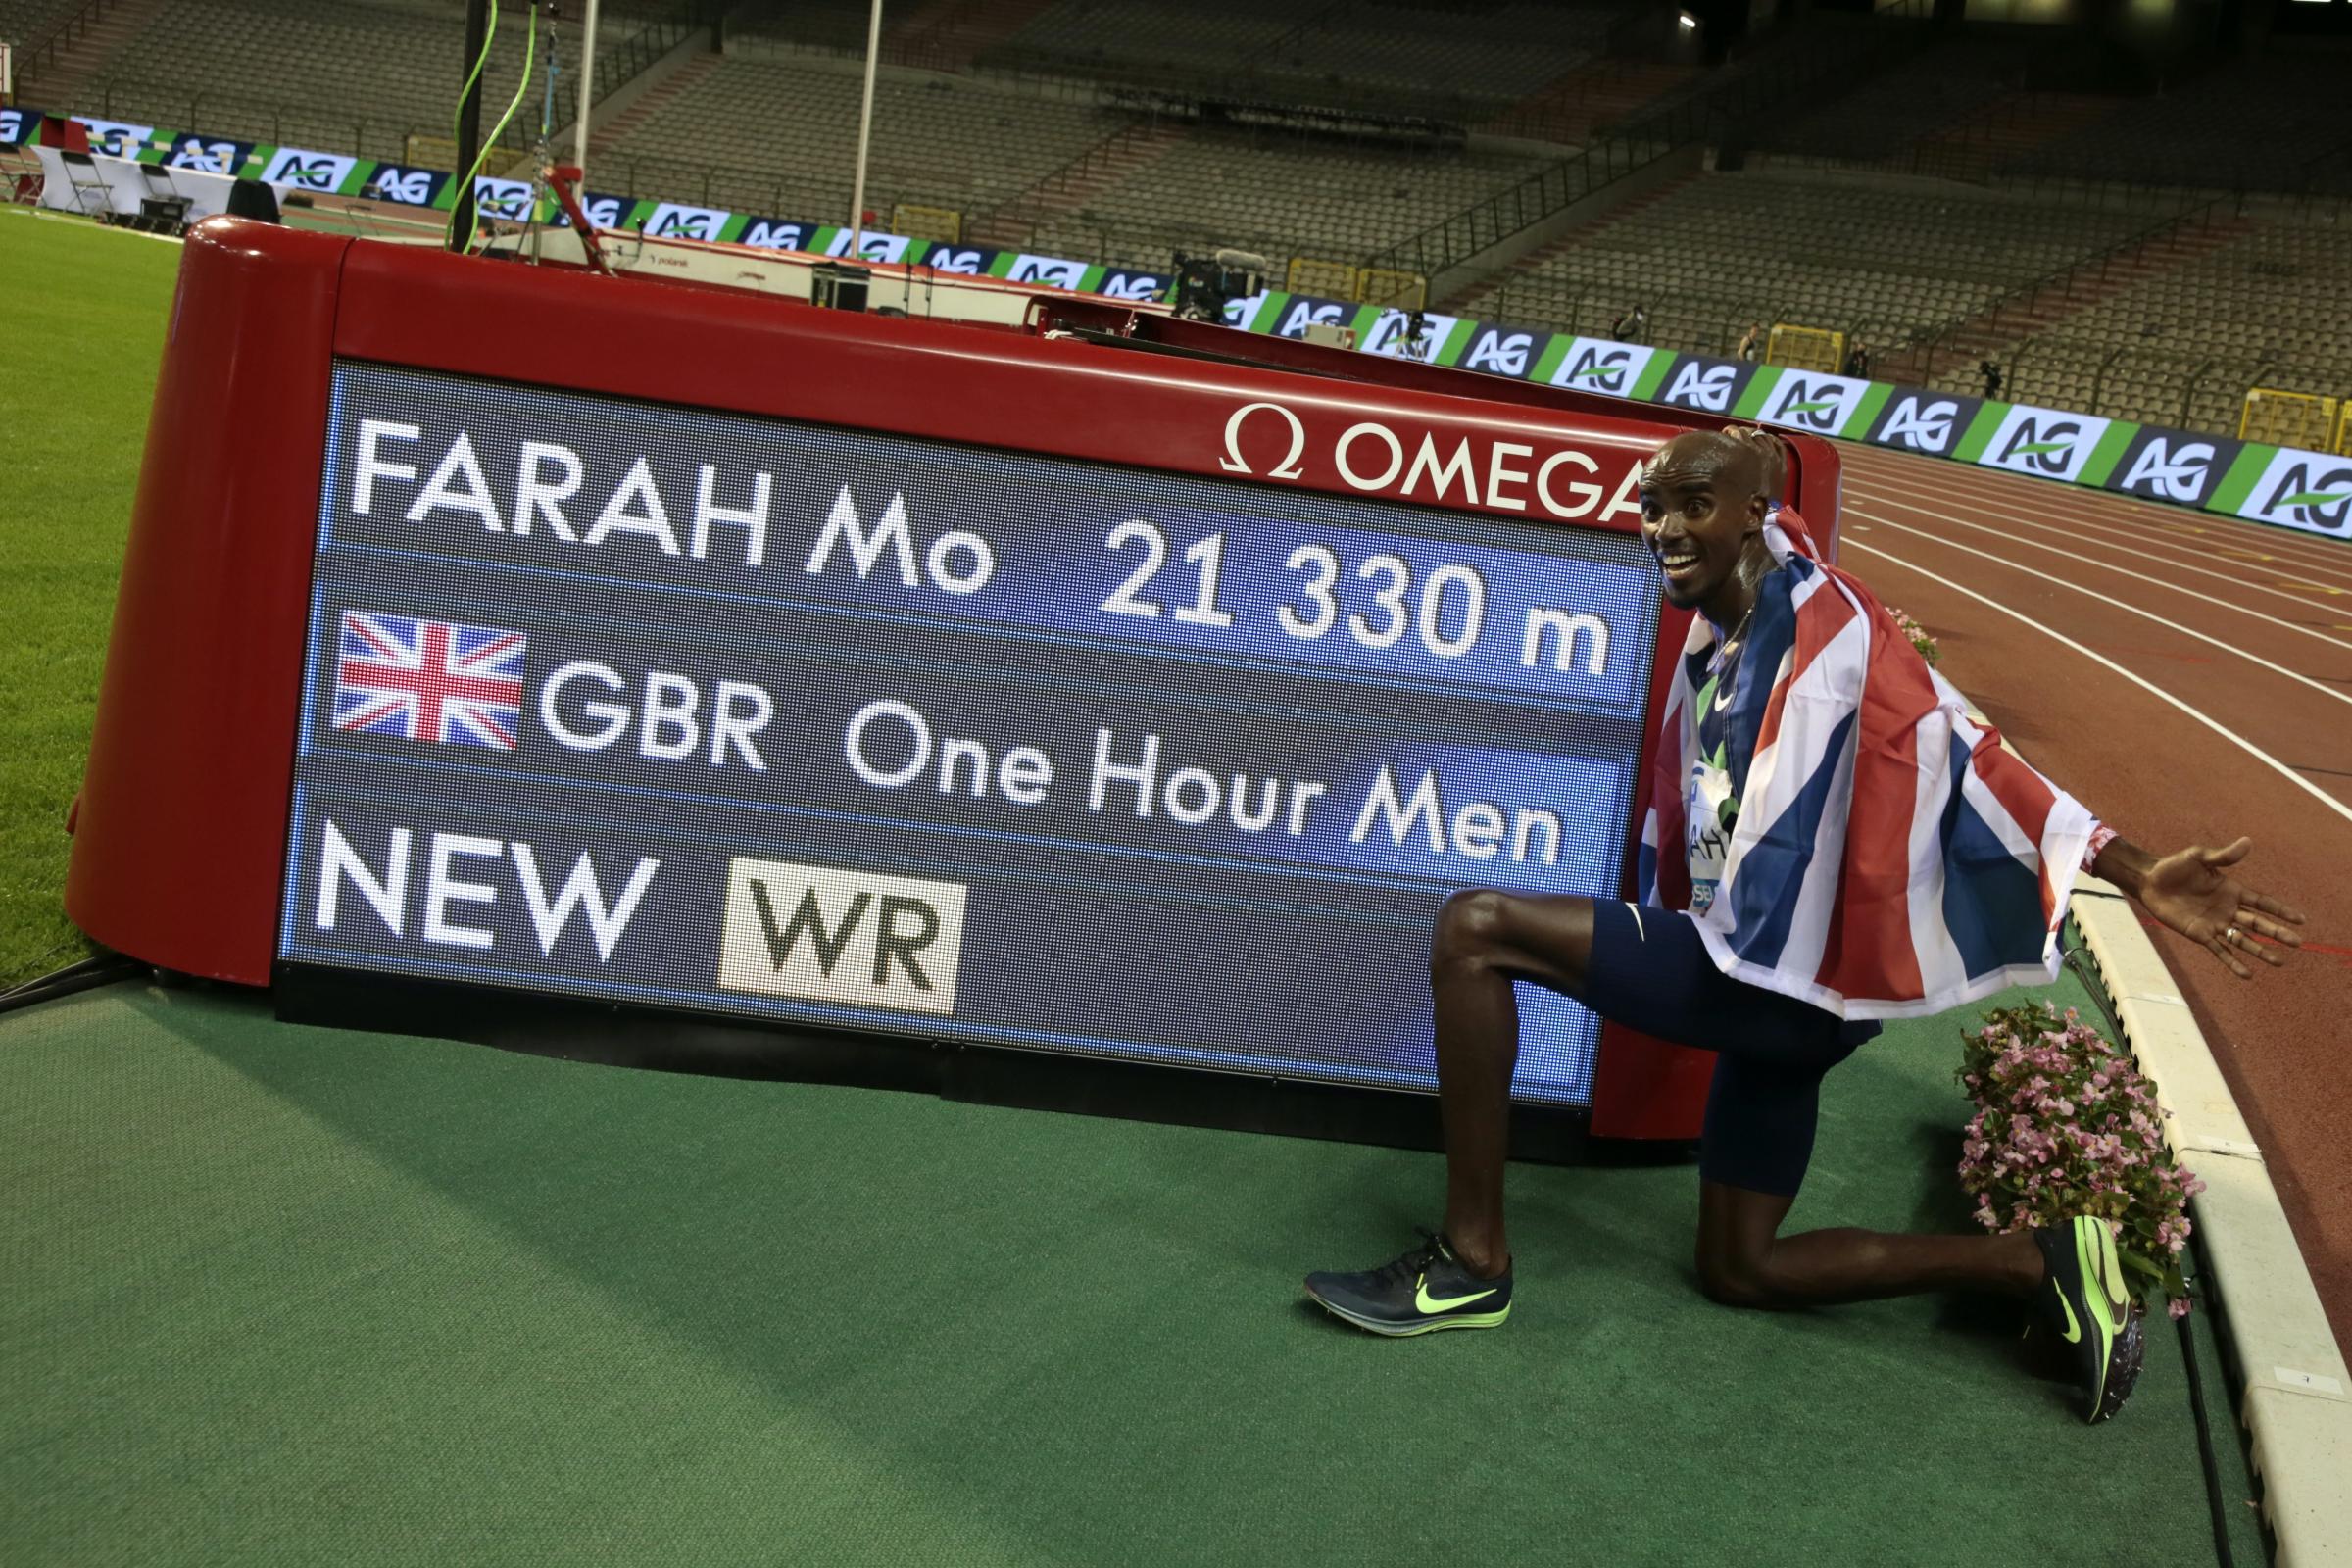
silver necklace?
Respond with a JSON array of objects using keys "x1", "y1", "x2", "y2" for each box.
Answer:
[{"x1": 1708, "y1": 595, "x2": 1760, "y2": 712}]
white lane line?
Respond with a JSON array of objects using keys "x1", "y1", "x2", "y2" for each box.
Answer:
[
  {"x1": 1851, "y1": 475, "x2": 2352, "y2": 594},
  {"x1": 1843, "y1": 479, "x2": 2342, "y2": 606},
  {"x1": 1850, "y1": 513, "x2": 2352, "y2": 710},
  {"x1": 1843, "y1": 497, "x2": 2352, "y2": 652},
  {"x1": 1845, "y1": 454, "x2": 2352, "y2": 579},
  {"x1": 1842, "y1": 539, "x2": 2352, "y2": 827}
]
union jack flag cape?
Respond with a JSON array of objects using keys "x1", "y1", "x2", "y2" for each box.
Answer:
[{"x1": 1636, "y1": 506, "x2": 2097, "y2": 1020}]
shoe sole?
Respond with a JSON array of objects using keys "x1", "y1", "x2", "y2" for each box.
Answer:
[
  {"x1": 1306, "y1": 1293, "x2": 1511, "y2": 1337},
  {"x1": 2091, "y1": 1311, "x2": 2145, "y2": 1423},
  {"x1": 2077, "y1": 1217, "x2": 2143, "y2": 1424}
]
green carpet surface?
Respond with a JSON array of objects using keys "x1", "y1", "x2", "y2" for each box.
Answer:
[{"x1": 1, "y1": 971, "x2": 2266, "y2": 1566}]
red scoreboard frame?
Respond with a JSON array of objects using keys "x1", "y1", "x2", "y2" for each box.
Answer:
[{"x1": 65, "y1": 219, "x2": 1843, "y2": 1144}]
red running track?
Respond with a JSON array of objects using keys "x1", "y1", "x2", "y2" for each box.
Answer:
[{"x1": 1831, "y1": 445, "x2": 2352, "y2": 1355}]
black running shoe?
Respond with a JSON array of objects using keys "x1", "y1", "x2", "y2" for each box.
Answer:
[
  {"x1": 2034, "y1": 1214, "x2": 2144, "y2": 1423},
  {"x1": 1304, "y1": 1231, "x2": 1512, "y2": 1337}
]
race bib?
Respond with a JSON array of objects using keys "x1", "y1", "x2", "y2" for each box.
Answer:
[{"x1": 1686, "y1": 760, "x2": 1735, "y2": 913}]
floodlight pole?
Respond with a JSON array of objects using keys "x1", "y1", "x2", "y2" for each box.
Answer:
[
  {"x1": 847, "y1": 0, "x2": 883, "y2": 258},
  {"x1": 450, "y1": 0, "x2": 490, "y2": 252},
  {"x1": 573, "y1": 0, "x2": 603, "y2": 175}
]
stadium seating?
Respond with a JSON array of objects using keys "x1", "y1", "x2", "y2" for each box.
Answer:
[
  {"x1": 595, "y1": 52, "x2": 1126, "y2": 227},
  {"x1": 74, "y1": 0, "x2": 657, "y2": 165},
  {"x1": 972, "y1": 0, "x2": 1623, "y2": 109},
  {"x1": 0, "y1": 1, "x2": 91, "y2": 47},
  {"x1": 1449, "y1": 168, "x2": 2151, "y2": 356},
  {"x1": 1948, "y1": 215, "x2": 2352, "y2": 429},
  {"x1": 2005, "y1": 52, "x2": 2352, "y2": 196}
]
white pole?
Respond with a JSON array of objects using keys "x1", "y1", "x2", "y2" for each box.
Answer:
[
  {"x1": 847, "y1": 0, "x2": 883, "y2": 258},
  {"x1": 572, "y1": 0, "x2": 603, "y2": 174}
]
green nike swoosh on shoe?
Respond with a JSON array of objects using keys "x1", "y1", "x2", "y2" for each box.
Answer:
[
  {"x1": 1304, "y1": 1230, "x2": 1512, "y2": 1338},
  {"x1": 1414, "y1": 1277, "x2": 1498, "y2": 1313},
  {"x1": 2033, "y1": 1214, "x2": 2144, "y2": 1423}
]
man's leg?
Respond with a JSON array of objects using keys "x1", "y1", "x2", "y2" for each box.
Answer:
[
  {"x1": 1693, "y1": 1180, "x2": 2043, "y2": 1308},
  {"x1": 1426, "y1": 889, "x2": 1598, "y2": 1280}
]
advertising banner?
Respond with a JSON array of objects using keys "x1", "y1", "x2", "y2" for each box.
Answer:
[
  {"x1": 160, "y1": 133, "x2": 256, "y2": 175},
  {"x1": 2101, "y1": 426, "x2": 2244, "y2": 508},
  {"x1": 1542, "y1": 337, "x2": 1663, "y2": 400},
  {"x1": 2221, "y1": 446, "x2": 2352, "y2": 538},
  {"x1": 1860, "y1": 386, "x2": 1984, "y2": 459},
  {"x1": 1968, "y1": 403, "x2": 2123, "y2": 484},
  {"x1": 71, "y1": 117, "x2": 154, "y2": 159},
  {"x1": 1740, "y1": 368, "x2": 1881, "y2": 437},
  {"x1": 1651, "y1": 353, "x2": 1760, "y2": 417},
  {"x1": 27, "y1": 90, "x2": 2349, "y2": 543},
  {"x1": 260, "y1": 145, "x2": 361, "y2": 195}
]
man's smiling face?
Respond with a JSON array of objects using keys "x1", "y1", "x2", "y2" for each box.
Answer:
[{"x1": 1638, "y1": 431, "x2": 1770, "y2": 614}]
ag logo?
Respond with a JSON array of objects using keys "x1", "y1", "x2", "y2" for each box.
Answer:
[
  {"x1": 1276, "y1": 298, "x2": 1352, "y2": 338},
  {"x1": 1760, "y1": 372, "x2": 1869, "y2": 433},
  {"x1": 1462, "y1": 327, "x2": 1539, "y2": 377},
  {"x1": 72, "y1": 117, "x2": 152, "y2": 158},
  {"x1": 472, "y1": 176, "x2": 534, "y2": 220},
  {"x1": 1980, "y1": 407, "x2": 2111, "y2": 480},
  {"x1": 0, "y1": 109, "x2": 27, "y2": 146},
  {"x1": 2239, "y1": 451, "x2": 2352, "y2": 535},
  {"x1": 738, "y1": 219, "x2": 811, "y2": 250},
  {"x1": 1362, "y1": 309, "x2": 1456, "y2": 361},
  {"x1": 1871, "y1": 392, "x2": 1968, "y2": 454},
  {"x1": 644, "y1": 202, "x2": 729, "y2": 240},
  {"x1": 261, "y1": 146, "x2": 356, "y2": 190},
  {"x1": 2112, "y1": 434, "x2": 2224, "y2": 504},
  {"x1": 1005, "y1": 253, "x2": 1085, "y2": 287},
  {"x1": 1659, "y1": 357, "x2": 1747, "y2": 413},
  {"x1": 718, "y1": 858, "x2": 967, "y2": 1014},
  {"x1": 926, "y1": 247, "x2": 988, "y2": 274},
  {"x1": 1549, "y1": 337, "x2": 1652, "y2": 397},
  {"x1": 834, "y1": 230, "x2": 914, "y2": 264},
  {"x1": 1094, "y1": 270, "x2": 1164, "y2": 301},
  {"x1": 373, "y1": 166, "x2": 443, "y2": 206},
  {"x1": 571, "y1": 191, "x2": 627, "y2": 227},
  {"x1": 166, "y1": 137, "x2": 243, "y2": 173}
]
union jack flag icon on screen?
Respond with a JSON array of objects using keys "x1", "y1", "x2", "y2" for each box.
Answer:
[{"x1": 332, "y1": 611, "x2": 526, "y2": 750}]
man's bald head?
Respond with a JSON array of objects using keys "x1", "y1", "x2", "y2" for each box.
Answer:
[
  {"x1": 1641, "y1": 426, "x2": 1782, "y2": 503},
  {"x1": 1637, "y1": 426, "x2": 1785, "y2": 617}
]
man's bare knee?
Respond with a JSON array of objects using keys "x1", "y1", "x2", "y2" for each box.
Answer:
[
  {"x1": 1432, "y1": 889, "x2": 1515, "y2": 972},
  {"x1": 1695, "y1": 1246, "x2": 1779, "y2": 1310}
]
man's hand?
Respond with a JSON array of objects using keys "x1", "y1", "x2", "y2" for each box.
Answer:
[{"x1": 2119, "y1": 837, "x2": 2307, "y2": 979}]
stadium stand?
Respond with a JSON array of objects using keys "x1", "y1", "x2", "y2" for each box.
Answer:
[
  {"x1": 61, "y1": 0, "x2": 680, "y2": 165},
  {"x1": 0, "y1": 1, "x2": 91, "y2": 47},
  {"x1": 734, "y1": 0, "x2": 1654, "y2": 131},
  {"x1": 593, "y1": 52, "x2": 1129, "y2": 234},
  {"x1": 10, "y1": 0, "x2": 2350, "y2": 449},
  {"x1": 2005, "y1": 49, "x2": 2352, "y2": 196},
  {"x1": 1448, "y1": 167, "x2": 2151, "y2": 357},
  {"x1": 1944, "y1": 214, "x2": 2352, "y2": 431}
]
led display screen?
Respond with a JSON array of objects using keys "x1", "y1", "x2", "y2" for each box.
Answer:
[{"x1": 276, "y1": 363, "x2": 1664, "y2": 1105}]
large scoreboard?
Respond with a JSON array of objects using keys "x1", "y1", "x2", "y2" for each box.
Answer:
[{"x1": 66, "y1": 220, "x2": 1842, "y2": 1143}]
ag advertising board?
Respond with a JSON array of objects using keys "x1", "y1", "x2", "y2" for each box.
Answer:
[{"x1": 277, "y1": 364, "x2": 1664, "y2": 1105}]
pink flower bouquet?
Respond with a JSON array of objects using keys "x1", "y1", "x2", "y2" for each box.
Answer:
[
  {"x1": 1957, "y1": 1002, "x2": 2204, "y2": 1318},
  {"x1": 1890, "y1": 607, "x2": 1939, "y2": 666}
]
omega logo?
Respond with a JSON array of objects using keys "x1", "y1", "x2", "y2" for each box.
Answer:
[{"x1": 1218, "y1": 401, "x2": 1308, "y2": 480}]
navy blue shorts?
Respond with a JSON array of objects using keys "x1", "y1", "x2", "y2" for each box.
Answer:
[{"x1": 1582, "y1": 902, "x2": 1879, "y2": 1197}]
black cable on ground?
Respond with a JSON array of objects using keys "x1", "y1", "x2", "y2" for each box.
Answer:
[
  {"x1": 2176, "y1": 1251, "x2": 2237, "y2": 1568},
  {"x1": 0, "y1": 952, "x2": 143, "y2": 1017},
  {"x1": 2061, "y1": 940, "x2": 2241, "y2": 1568}
]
